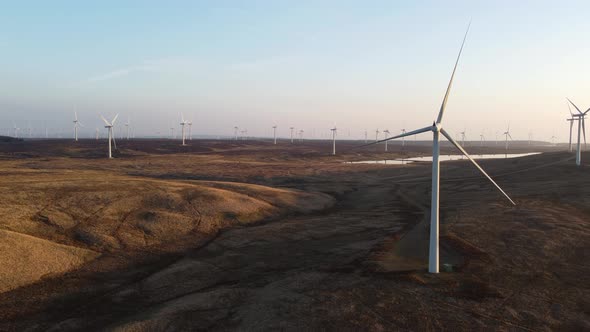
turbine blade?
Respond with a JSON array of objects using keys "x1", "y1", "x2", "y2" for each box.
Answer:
[
  {"x1": 356, "y1": 125, "x2": 433, "y2": 149},
  {"x1": 567, "y1": 98, "x2": 583, "y2": 114},
  {"x1": 567, "y1": 101, "x2": 573, "y2": 116},
  {"x1": 508, "y1": 133, "x2": 513, "y2": 140},
  {"x1": 100, "y1": 115, "x2": 111, "y2": 126},
  {"x1": 111, "y1": 114, "x2": 119, "y2": 125},
  {"x1": 441, "y1": 128, "x2": 515, "y2": 205},
  {"x1": 436, "y1": 21, "x2": 470, "y2": 124}
]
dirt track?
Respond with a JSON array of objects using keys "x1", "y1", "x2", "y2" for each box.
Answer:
[{"x1": 0, "y1": 139, "x2": 588, "y2": 331}]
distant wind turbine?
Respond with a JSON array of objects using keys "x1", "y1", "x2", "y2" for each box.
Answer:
[
  {"x1": 125, "y1": 117, "x2": 130, "y2": 140},
  {"x1": 180, "y1": 113, "x2": 187, "y2": 146},
  {"x1": 383, "y1": 129, "x2": 390, "y2": 151},
  {"x1": 73, "y1": 112, "x2": 82, "y2": 141},
  {"x1": 234, "y1": 126, "x2": 239, "y2": 140},
  {"x1": 567, "y1": 98, "x2": 589, "y2": 166},
  {"x1": 357, "y1": 23, "x2": 515, "y2": 273},
  {"x1": 503, "y1": 124, "x2": 512, "y2": 158},
  {"x1": 567, "y1": 102, "x2": 575, "y2": 152},
  {"x1": 272, "y1": 125, "x2": 277, "y2": 144},
  {"x1": 331, "y1": 126, "x2": 337, "y2": 155},
  {"x1": 290, "y1": 127, "x2": 294, "y2": 143},
  {"x1": 100, "y1": 114, "x2": 119, "y2": 159}
]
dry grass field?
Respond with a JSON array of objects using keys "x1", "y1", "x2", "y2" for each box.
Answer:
[{"x1": 0, "y1": 138, "x2": 588, "y2": 331}]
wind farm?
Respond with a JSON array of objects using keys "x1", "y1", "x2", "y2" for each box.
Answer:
[{"x1": 0, "y1": 2, "x2": 589, "y2": 331}]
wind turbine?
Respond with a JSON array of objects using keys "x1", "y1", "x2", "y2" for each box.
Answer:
[
  {"x1": 567, "y1": 98, "x2": 590, "y2": 166},
  {"x1": 480, "y1": 133, "x2": 485, "y2": 147},
  {"x1": 13, "y1": 123, "x2": 19, "y2": 138},
  {"x1": 383, "y1": 129, "x2": 390, "y2": 151},
  {"x1": 375, "y1": 129, "x2": 380, "y2": 142},
  {"x1": 460, "y1": 129, "x2": 466, "y2": 146},
  {"x1": 567, "y1": 102, "x2": 575, "y2": 152},
  {"x1": 331, "y1": 126, "x2": 337, "y2": 155},
  {"x1": 73, "y1": 112, "x2": 82, "y2": 141},
  {"x1": 290, "y1": 127, "x2": 294, "y2": 143},
  {"x1": 125, "y1": 117, "x2": 130, "y2": 140},
  {"x1": 95, "y1": 128, "x2": 99, "y2": 140},
  {"x1": 234, "y1": 126, "x2": 239, "y2": 140},
  {"x1": 299, "y1": 129, "x2": 304, "y2": 141},
  {"x1": 551, "y1": 134, "x2": 557, "y2": 145},
  {"x1": 272, "y1": 125, "x2": 277, "y2": 144},
  {"x1": 364, "y1": 129, "x2": 368, "y2": 143},
  {"x1": 357, "y1": 23, "x2": 515, "y2": 273},
  {"x1": 170, "y1": 127, "x2": 175, "y2": 139},
  {"x1": 401, "y1": 129, "x2": 407, "y2": 147},
  {"x1": 503, "y1": 124, "x2": 512, "y2": 157},
  {"x1": 180, "y1": 113, "x2": 187, "y2": 146},
  {"x1": 100, "y1": 114, "x2": 119, "y2": 159},
  {"x1": 188, "y1": 117, "x2": 193, "y2": 140}
]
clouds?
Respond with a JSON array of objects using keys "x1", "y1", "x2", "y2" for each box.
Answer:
[{"x1": 86, "y1": 57, "x2": 201, "y2": 83}]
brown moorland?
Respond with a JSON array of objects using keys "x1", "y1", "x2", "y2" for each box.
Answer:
[{"x1": 0, "y1": 138, "x2": 588, "y2": 331}]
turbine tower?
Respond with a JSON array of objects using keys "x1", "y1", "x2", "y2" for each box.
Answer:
[
  {"x1": 357, "y1": 23, "x2": 515, "y2": 273},
  {"x1": 100, "y1": 114, "x2": 119, "y2": 159},
  {"x1": 383, "y1": 129, "x2": 390, "y2": 151},
  {"x1": 188, "y1": 117, "x2": 193, "y2": 140},
  {"x1": 364, "y1": 129, "x2": 368, "y2": 143},
  {"x1": 331, "y1": 127, "x2": 337, "y2": 155},
  {"x1": 234, "y1": 126, "x2": 239, "y2": 140},
  {"x1": 480, "y1": 133, "x2": 485, "y2": 147},
  {"x1": 375, "y1": 129, "x2": 380, "y2": 142},
  {"x1": 290, "y1": 127, "x2": 294, "y2": 143},
  {"x1": 567, "y1": 98, "x2": 589, "y2": 166}
]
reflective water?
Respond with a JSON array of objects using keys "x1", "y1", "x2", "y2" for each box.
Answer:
[{"x1": 349, "y1": 153, "x2": 541, "y2": 165}]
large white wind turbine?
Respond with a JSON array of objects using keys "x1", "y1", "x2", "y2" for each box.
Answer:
[
  {"x1": 331, "y1": 126, "x2": 337, "y2": 155},
  {"x1": 359, "y1": 23, "x2": 515, "y2": 273},
  {"x1": 100, "y1": 114, "x2": 119, "y2": 159},
  {"x1": 567, "y1": 98, "x2": 589, "y2": 166}
]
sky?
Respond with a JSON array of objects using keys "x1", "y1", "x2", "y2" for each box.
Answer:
[{"x1": 0, "y1": 0, "x2": 589, "y2": 141}]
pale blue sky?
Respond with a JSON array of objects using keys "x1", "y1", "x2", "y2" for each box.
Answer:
[{"x1": 0, "y1": 1, "x2": 588, "y2": 140}]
